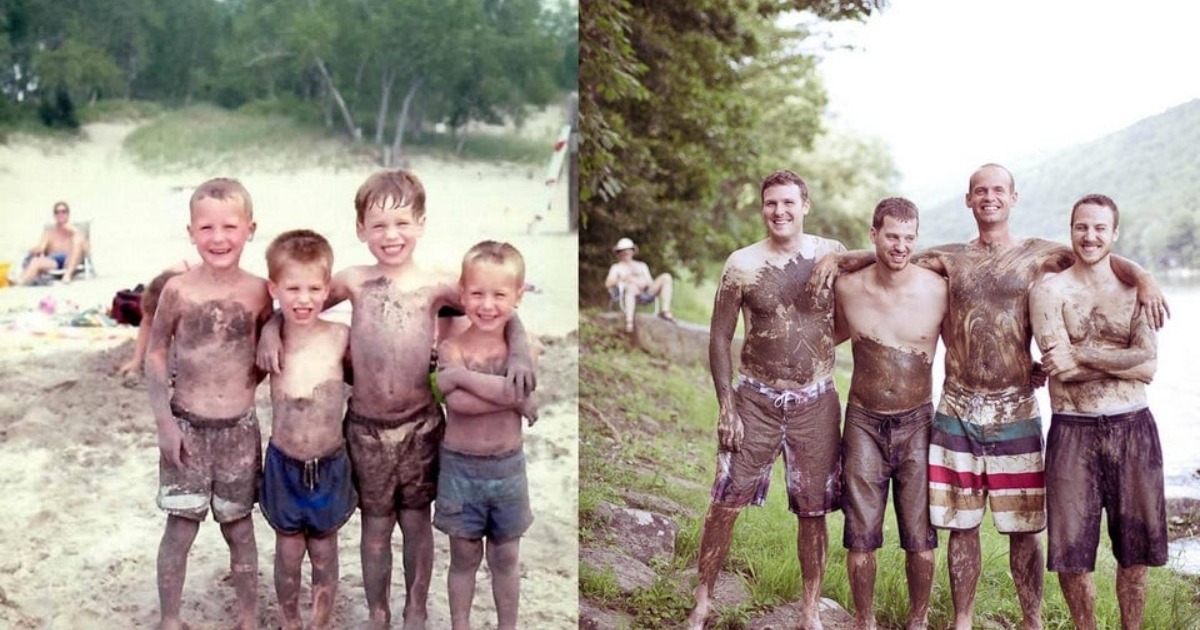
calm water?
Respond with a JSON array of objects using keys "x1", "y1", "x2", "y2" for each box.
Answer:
[{"x1": 929, "y1": 284, "x2": 1200, "y2": 573}]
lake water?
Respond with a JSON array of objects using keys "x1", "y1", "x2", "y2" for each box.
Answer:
[{"x1": 930, "y1": 284, "x2": 1200, "y2": 573}]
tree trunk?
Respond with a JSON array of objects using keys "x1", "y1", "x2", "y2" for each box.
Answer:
[
  {"x1": 374, "y1": 68, "x2": 395, "y2": 146},
  {"x1": 389, "y1": 76, "x2": 423, "y2": 167},
  {"x1": 314, "y1": 56, "x2": 359, "y2": 141}
]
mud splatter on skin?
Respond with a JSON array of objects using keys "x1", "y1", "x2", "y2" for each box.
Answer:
[
  {"x1": 351, "y1": 276, "x2": 441, "y2": 417},
  {"x1": 739, "y1": 255, "x2": 835, "y2": 387},
  {"x1": 938, "y1": 239, "x2": 1064, "y2": 393},
  {"x1": 463, "y1": 356, "x2": 506, "y2": 377},
  {"x1": 271, "y1": 380, "x2": 349, "y2": 457},
  {"x1": 173, "y1": 300, "x2": 259, "y2": 392},
  {"x1": 849, "y1": 336, "x2": 932, "y2": 413}
]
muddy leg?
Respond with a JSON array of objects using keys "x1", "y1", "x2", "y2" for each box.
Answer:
[
  {"x1": 905, "y1": 549, "x2": 934, "y2": 630},
  {"x1": 361, "y1": 513, "x2": 397, "y2": 628},
  {"x1": 847, "y1": 550, "x2": 876, "y2": 630},
  {"x1": 219, "y1": 515, "x2": 258, "y2": 630},
  {"x1": 1116, "y1": 564, "x2": 1147, "y2": 630},
  {"x1": 274, "y1": 533, "x2": 307, "y2": 630},
  {"x1": 157, "y1": 515, "x2": 200, "y2": 630},
  {"x1": 1009, "y1": 532, "x2": 1044, "y2": 630},
  {"x1": 398, "y1": 506, "x2": 434, "y2": 630},
  {"x1": 797, "y1": 516, "x2": 828, "y2": 630},
  {"x1": 308, "y1": 532, "x2": 340, "y2": 630},
  {"x1": 686, "y1": 505, "x2": 741, "y2": 630},
  {"x1": 487, "y1": 537, "x2": 521, "y2": 630},
  {"x1": 447, "y1": 537, "x2": 483, "y2": 630},
  {"x1": 947, "y1": 528, "x2": 981, "y2": 630},
  {"x1": 1057, "y1": 571, "x2": 1096, "y2": 630}
]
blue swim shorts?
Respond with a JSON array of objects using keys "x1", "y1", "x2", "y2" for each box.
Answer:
[
  {"x1": 259, "y1": 441, "x2": 357, "y2": 536},
  {"x1": 433, "y1": 446, "x2": 534, "y2": 541}
]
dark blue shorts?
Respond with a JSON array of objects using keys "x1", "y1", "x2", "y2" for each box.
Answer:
[
  {"x1": 260, "y1": 441, "x2": 357, "y2": 536},
  {"x1": 433, "y1": 447, "x2": 533, "y2": 541}
]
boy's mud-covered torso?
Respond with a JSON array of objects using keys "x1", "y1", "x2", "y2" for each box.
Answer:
[
  {"x1": 159, "y1": 268, "x2": 273, "y2": 419},
  {"x1": 270, "y1": 320, "x2": 351, "y2": 460},
  {"x1": 338, "y1": 262, "x2": 458, "y2": 420}
]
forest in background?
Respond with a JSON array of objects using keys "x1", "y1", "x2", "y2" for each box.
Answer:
[
  {"x1": 919, "y1": 98, "x2": 1200, "y2": 271},
  {"x1": 579, "y1": 0, "x2": 898, "y2": 301},
  {"x1": 0, "y1": 0, "x2": 578, "y2": 164}
]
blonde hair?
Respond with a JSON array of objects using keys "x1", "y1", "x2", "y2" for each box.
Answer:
[
  {"x1": 190, "y1": 177, "x2": 254, "y2": 219},
  {"x1": 354, "y1": 169, "x2": 426, "y2": 223},
  {"x1": 265, "y1": 229, "x2": 334, "y2": 282},
  {"x1": 461, "y1": 240, "x2": 525, "y2": 287}
]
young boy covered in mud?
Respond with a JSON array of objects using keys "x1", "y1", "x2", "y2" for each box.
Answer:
[
  {"x1": 259, "y1": 230, "x2": 355, "y2": 630},
  {"x1": 434, "y1": 241, "x2": 539, "y2": 630},
  {"x1": 257, "y1": 169, "x2": 534, "y2": 629},
  {"x1": 145, "y1": 178, "x2": 273, "y2": 630}
]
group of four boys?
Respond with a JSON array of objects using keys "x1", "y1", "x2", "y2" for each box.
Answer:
[{"x1": 145, "y1": 170, "x2": 538, "y2": 630}]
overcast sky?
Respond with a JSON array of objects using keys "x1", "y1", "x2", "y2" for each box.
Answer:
[{"x1": 817, "y1": 0, "x2": 1200, "y2": 197}]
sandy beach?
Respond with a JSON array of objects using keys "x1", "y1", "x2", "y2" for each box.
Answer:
[{"x1": 0, "y1": 120, "x2": 578, "y2": 628}]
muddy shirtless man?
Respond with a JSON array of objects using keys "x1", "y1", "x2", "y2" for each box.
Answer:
[
  {"x1": 17, "y1": 200, "x2": 88, "y2": 285},
  {"x1": 812, "y1": 163, "x2": 1168, "y2": 630},
  {"x1": 686, "y1": 170, "x2": 845, "y2": 630},
  {"x1": 146, "y1": 178, "x2": 273, "y2": 630},
  {"x1": 833, "y1": 198, "x2": 945, "y2": 630},
  {"x1": 1030, "y1": 194, "x2": 1165, "y2": 630}
]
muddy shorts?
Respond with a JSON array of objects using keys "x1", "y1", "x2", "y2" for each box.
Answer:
[
  {"x1": 433, "y1": 446, "x2": 534, "y2": 541},
  {"x1": 157, "y1": 403, "x2": 261, "y2": 523},
  {"x1": 345, "y1": 402, "x2": 445, "y2": 515},
  {"x1": 709, "y1": 375, "x2": 842, "y2": 516},
  {"x1": 259, "y1": 441, "x2": 357, "y2": 536},
  {"x1": 1046, "y1": 408, "x2": 1167, "y2": 573},
  {"x1": 842, "y1": 403, "x2": 938, "y2": 552},
  {"x1": 928, "y1": 383, "x2": 1045, "y2": 533}
]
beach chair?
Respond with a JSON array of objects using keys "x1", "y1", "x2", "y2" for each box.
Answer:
[{"x1": 44, "y1": 220, "x2": 96, "y2": 281}]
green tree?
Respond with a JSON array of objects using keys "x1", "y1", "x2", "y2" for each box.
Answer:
[{"x1": 579, "y1": 0, "x2": 890, "y2": 304}]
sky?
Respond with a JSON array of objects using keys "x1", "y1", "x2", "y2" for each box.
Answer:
[{"x1": 816, "y1": 0, "x2": 1200, "y2": 198}]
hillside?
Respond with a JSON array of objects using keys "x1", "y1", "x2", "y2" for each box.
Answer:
[{"x1": 918, "y1": 98, "x2": 1200, "y2": 268}]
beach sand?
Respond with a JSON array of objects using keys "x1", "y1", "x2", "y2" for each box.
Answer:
[{"x1": 0, "y1": 120, "x2": 578, "y2": 628}]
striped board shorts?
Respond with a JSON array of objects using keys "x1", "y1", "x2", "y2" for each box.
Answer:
[{"x1": 928, "y1": 382, "x2": 1045, "y2": 533}]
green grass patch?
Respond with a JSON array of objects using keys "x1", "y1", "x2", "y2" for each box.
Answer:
[
  {"x1": 123, "y1": 103, "x2": 377, "y2": 174},
  {"x1": 579, "y1": 310, "x2": 1200, "y2": 629},
  {"x1": 408, "y1": 130, "x2": 551, "y2": 165},
  {"x1": 78, "y1": 99, "x2": 164, "y2": 124}
]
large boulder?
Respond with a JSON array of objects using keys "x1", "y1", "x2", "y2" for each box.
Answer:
[
  {"x1": 748, "y1": 598, "x2": 855, "y2": 630},
  {"x1": 579, "y1": 599, "x2": 634, "y2": 630}
]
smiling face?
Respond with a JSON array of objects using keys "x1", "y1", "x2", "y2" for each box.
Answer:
[
  {"x1": 269, "y1": 261, "x2": 330, "y2": 326},
  {"x1": 761, "y1": 183, "x2": 809, "y2": 241},
  {"x1": 356, "y1": 200, "x2": 425, "y2": 267},
  {"x1": 871, "y1": 215, "x2": 919, "y2": 271},
  {"x1": 965, "y1": 165, "x2": 1017, "y2": 228},
  {"x1": 187, "y1": 195, "x2": 255, "y2": 270},
  {"x1": 1070, "y1": 202, "x2": 1119, "y2": 266},
  {"x1": 459, "y1": 260, "x2": 524, "y2": 334}
]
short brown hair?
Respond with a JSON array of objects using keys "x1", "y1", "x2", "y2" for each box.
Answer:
[
  {"x1": 142, "y1": 268, "x2": 184, "y2": 316},
  {"x1": 872, "y1": 197, "x2": 919, "y2": 229},
  {"x1": 1071, "y1": 194, "x2": 1119, "y2": 230},
  {"x1": 760, "y1": 170, "x2": 808, "y2": 204},
  {"x1": 265, "y1": 229, "x2": 334, "y2": 282},
  {"x1": 461, "y1": 240, "x2": 525, "y2": 287},
  {"x1": 190, "y1": 177, "x2": 253, "y2": 219},
  {"x1": 354, "y1": 169, "x2": 427, "y2": 224}
]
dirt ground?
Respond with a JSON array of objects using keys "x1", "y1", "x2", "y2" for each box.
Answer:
[{"x1": 0, "y1": 119, "x2": 578, "y2": 629}]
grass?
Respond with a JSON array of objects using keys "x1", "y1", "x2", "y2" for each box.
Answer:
[{"x1": 579, "y1": 311, "x2": 1200, "y2": 629}]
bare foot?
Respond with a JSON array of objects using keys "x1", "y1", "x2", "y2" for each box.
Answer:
[{"x1": 685, "y1": 600, "x2": 709, "y2": 630}]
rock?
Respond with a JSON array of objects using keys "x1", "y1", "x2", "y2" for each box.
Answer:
[
  {"x1": 748, "y1": 598, "x2": 855, "y2": 630},
  {"x1": 621, "y1": 489, "x2": 695, "y2": 520},
  {"x1": 678, "y1": 567, "x2": 751, "y2": 611},
  {"x1": 579, "y1": 599, "x2": 635, "y2": 630},
  {"x1": 580, "y1": 546, "x2": 656, "y2": 593},
  {"x1": 594, "y1": 501, "x2": 679, "y2": 564}
]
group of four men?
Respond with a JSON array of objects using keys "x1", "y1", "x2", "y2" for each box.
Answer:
[{"x1": 686, "y1": 164, "x2": 1170, "y2": 630}]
